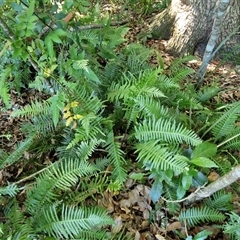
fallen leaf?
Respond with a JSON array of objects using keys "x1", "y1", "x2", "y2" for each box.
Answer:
[{"x1": 111, "y1": 216, "x2": 123, "y2": 234}]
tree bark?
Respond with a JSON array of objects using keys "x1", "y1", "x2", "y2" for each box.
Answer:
[{"x1": 148, "y1": 0, "x2": 240, "y2": 57}]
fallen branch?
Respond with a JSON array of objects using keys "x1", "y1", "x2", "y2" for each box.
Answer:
[{"x1": 185, "y1": 165, "x2": 240, "y2": 205}]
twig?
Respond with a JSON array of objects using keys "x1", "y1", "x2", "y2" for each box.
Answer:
[
  {"x1": 39, "y1": 20, "x2": 128, "y2": 38},
  {"x1": 184, "y1": 165, "x2": 240, "y2": 205},
  {"x1": 161, "y1": 183, "x2": 207, "y2": 203}
]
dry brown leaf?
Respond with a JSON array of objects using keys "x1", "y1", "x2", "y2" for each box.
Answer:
[
  {"x1": 111, "y1": 216, "x2": 123, "y2": 234},
  {"x1": 166, "y1": 221, "x2": 182, "y2": 232},
  {"x1": 155, "y1": 235, "x2": 166, "y2": 240}
]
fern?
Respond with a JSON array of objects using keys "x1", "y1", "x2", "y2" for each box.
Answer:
[
  {"x1": 0, "y1": 135, "x2": 35, "y2": 169},
  {"x1": 224, "y1": 212, "x2": 240, "y2": 239},
  {"x1": 0, "y1": 66, "x2": 11, "y2": 108},
  {"x1": 135, "y1": 140, "x2": 189, "y2": 173},
  {"x1": 36, "y1": 204, "x2": 113, "y2": 239},
  {"x1": 204, "y1": 102, "x2": 240, "y2": 140},
  {"x1": 134, "y1": 117, "x2": 202, "y2": 146},
  {"x1": 203, "y1": 191, "x2": 233, "y2": 211},
  {"x1": 105, "y1": 129, "x2": 127, "y2": 183},
  {"x1": 197, "y1": 86, "x2": 221, "y2": 102},
  {"x1": 10, "y1": 100, "x2": 51, "y2": 118},
  {"x1": 26, "y1": 159, "x2": 97, "y2": 215},
  {"x1": 0, "y1": 183, "x2": 19, "y2": 197},
  {"x1": 179, "y1": 206, "x2": 225, "y2": 227}
]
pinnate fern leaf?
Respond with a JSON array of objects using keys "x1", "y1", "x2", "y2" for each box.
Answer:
[
  {"x1": 135, "y1": 118, "x2": 202, "y2": 146},
  {"x1": 135, "y1": 140, "x2": 189, "y2": 173},
  {"x1": 179, "y1": 206, "x2": 225, "y2": 227},
  {"x1": 38, "y1": 204, "x2": 113, "y2": 239}
]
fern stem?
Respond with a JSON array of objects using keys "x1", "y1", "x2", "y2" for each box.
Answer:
[
  {"x1": 15, "y1": 164, "x2": 55, "y2": 185},
  {"x1": 217, "y1": 133, "x2": 240, "y2": 148}
]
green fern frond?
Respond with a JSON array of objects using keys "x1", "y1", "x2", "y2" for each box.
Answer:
[
  {"x1": 171, "y1": 68, "x2": 195, "y2": 83},
  {"x1": 197, "y1": 86, "x2": 221, "y2": 102},
  {"x1": 0, "y1": 135, "x2": 35, "y2": 169},
  {"x1": 224, "y1": 212, "x2": 240, "y2": 238},
  {"x1": 134, "y1": 95, "x2": 169, "y2": 119},
  {"x1": 135, "y1": 140, "x2": 189, "y2": 173},
  {"x1": 0, "y1": 66, "x2": 11, "y2": 108},
  {"x1": 211, "y1": 156, "x2": 232, "y2": 175},
  {"x1": 135, "y1": 118, "x2": 202, "y2": 146},
  {"x1": 37, "y1": 204, "x2": 113, "y2": 239},
  {"x1": 203, "y1": 191, "x2": 233, "y2": 211},
  {"x1": 105, "y1": 130, "x2": 127, "y2": 183},
  {"x1": 163, "y1": 185, "x2": 180, "y2": 214},
  {"x1": 169, "y1": 55, "x2": 196, "y2": 74},
  {"x1": 223, "y1": 127, "x2": 240, "y2": 150},
  {"x1": 26, "y1": 159, "x2": 97, "y2": 214},
  {"x1": 205, "y1": 102, "x2": 240, "y2": 140},
  {"x1": 10, "y1": 100, "x2": 51, "y2": 118},
  {"x1": 157, "y1": 75, "x2": 179, "y2": 89},
  {"x1": 179, "y1": 206, "x2": 225, "y2": 227},
  {"x1": 0, "y1": 183, "x2": 19, "y2": 197}
]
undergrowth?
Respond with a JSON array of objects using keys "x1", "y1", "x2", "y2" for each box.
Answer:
[{"x1": 0, "y1": 0, "x2": 240, "y2": 239}]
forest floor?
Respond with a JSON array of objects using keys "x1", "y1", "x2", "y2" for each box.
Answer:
[{"x1": 1, "y1": 3, "x2": 240, "y2": 240}]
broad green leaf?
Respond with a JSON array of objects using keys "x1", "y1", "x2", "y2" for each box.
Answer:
[
  {"x1": 192, "y1": 142, "x2": 217, "y2": 159},
  {"x1": 193, "y1": 230, "x2": 212, "y2": 240},
  {"x1": 177, "y1": 185, "x2": 186, "y2": 199},
  {"x1": 182, "y1": 175, "x2": 192, "y2": 190},
  {"x1": 11, "y1": 2, "x2": 24, "y2": 12},
  {"x1": 27, "y1": 0, "x2": 35, "y2": 18},
  {"x1": 150, "y1": 179, "x2": 162, "y2": 203},
  {"x1": 49, "y1": 33, "x2": 62, "y2": 44},
  {"x1": 54, "y1": 29, "x2": 67, "y2": 37},
  {"x1": 84, "y1": 67, "x2": 101, "y2": 84},
  {"x1": 192, "y1": 172, "x2": 208, "y2": 187},
  {"x1": 44, "y1": 36, "x2": 54, "y2": 58},
  {"x1": 191, "y1": 157, "x2": 218, "y2": 168},
  {"x1": 129, "y1": 172, "x2": 145, "y2": 180}
]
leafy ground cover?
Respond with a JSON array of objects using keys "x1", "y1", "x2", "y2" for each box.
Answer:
[{"x1": 0, "y1": 1, "x2": 240, "y2": 239}]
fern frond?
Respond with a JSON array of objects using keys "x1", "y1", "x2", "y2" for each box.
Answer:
[
  {"x1": 135, "y1": 140, "x2": 189, "y2": 173},
  {"x1": 157, "y1": 75, "x2": 179, "y2": 89},
  {"x1": 10, "y1": 100, "x2": 51, "y2": 118},
  {"x1": 171, "y1": 68, "x2": 194, "y2": 83},
  {"x1": 134, "y1": 95, "x2": 169, "y2": 119},
  {"x1": 203, "y1": 191, "x2": 233, "y2": 211},
  {"x1": 135, "y1": 118, "x2": 202, "y2": 146},
  {"x1": 179, "y1": 206, "x2": 225, "y2": 227},
  {"x1": 26, "y1": 159, "x2": 97, "y2": 214},
  {"x1": 0, "y1": 183, "x2": 19, "y2": 197},
  {"x1": 206, "y1": 102, "x2": 240, "y2": 140},
  {"x1": 223, "y1": 127, "x2": 240, "y2": 150},
  {"x1": 37, "y1": 204, "x2": 113, "y2": 239},
  {"x1": 105, "y1": 130, "x2": 127, "y2": 183},
  {"x1": 197, "y1": 86, "x2": 221, "y2": 102},
  {"x1": 224, "y1": 212, "x2": 240, "y2": 238},
  {"x1": 0, "y1": 135, "x2": 35, "y2": 169},
  {"x1": 0, "y1": 66, "x2": 11, "y2": 108}
]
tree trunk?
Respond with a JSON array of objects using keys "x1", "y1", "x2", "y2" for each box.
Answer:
[{"x1": 148, "y1": 0, "x2": 240, "y2": 57}]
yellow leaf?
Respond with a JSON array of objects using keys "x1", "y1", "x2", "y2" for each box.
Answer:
[
  {"x1": 70, "y1": 101, "x2": 79, "y2": 108},
  {"x1": 73, "y1": 114, "x2": 83, "y2": 120},
  {"x1": 44, "y1": 68, "x2": 51, "y2": 77},
  {"x1": 63, "y1": 110, "x2": 72, "y2": 119},
  {"x1": 66, "y1": 116, "x2": 73, "y2": 126},
  {"x1": 63, "y1": 105, "x2": 70, "y2": 112}
]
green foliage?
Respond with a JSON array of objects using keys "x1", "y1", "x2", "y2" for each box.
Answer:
[
  {"x1": 179, "y1": 206, "x2": 226, "y2": 227},
  {"x1": 0, "y1": 0, "x2": 239, "y2": 239}
]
